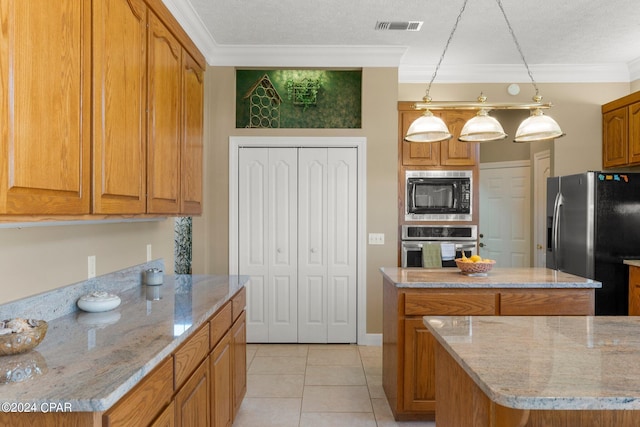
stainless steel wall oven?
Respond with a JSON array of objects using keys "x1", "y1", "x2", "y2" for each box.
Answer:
[{"x1": 401, "y1": 225, "x2": 478, "y2": 268}]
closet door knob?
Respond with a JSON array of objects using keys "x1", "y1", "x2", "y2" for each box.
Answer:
[{"x1": 311, "y1": 248, "x2": 317, "y2": 253}]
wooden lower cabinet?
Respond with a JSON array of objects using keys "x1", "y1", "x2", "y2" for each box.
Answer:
[
  {"x1": 150, "y1": 402, "x2": 175, "y2": 427},
  {"x1": 629, "y1": 265, "x2": 640, "y2": 315},
  {"x1": 175, "y1": 359, "x2": 210, "y2": 427},
  {"x1": 104, "y1": 357, "x2": 174, "y2": 427},
  {"x1": 402, "y1": 317, "x2": 436, "y2": 414},
  {"x1": 382, "y1": 278, "x2": 595, "y2": 421},
  {"x1": 231, "y1": 310, "x2": 247, "y2": 419},
  {"x1": 211, "y1": 332, "x2": 232, "y2": 427}
]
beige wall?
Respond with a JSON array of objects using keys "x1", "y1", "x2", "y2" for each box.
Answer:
[
  {"x1": 0, "y1": 219, "x2": 175, "y2": 304},
  {"x1": 194, "y1": 67, "x2": 399, "y2": 334}
]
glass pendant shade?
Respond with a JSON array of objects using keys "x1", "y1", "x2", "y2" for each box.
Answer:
[
  {"x1": 514, "y1": 109, "x2": 565, "y2": 142},
  {"x1": 405, "y1": 110, "x2": 452, "y2": 143},
  {"x1": 459, "y1": 109, "x2": 507, "y2": 142}
]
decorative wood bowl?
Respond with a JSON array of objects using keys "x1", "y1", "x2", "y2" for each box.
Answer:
[
  {"x1": 455, "y1": 259, "x2": 496, "y2": 274},
  {"x1": 0, "y1": 319, "x2": 48, "y2": 356}
]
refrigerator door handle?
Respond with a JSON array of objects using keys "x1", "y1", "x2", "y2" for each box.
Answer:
[{"x1": 552, "y1": 192, "x2": 563, "y2": 269}]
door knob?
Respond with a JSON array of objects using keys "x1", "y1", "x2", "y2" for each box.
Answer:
[
  {"x1": 479, "y1": 242, "x2": 485, "y2": 248},
  {"x1": 479, "y1": 233, "x2": 484, "y2": 238},
  {"x1": 311, "y1": 248, "x2": 317, "y2": 253}
]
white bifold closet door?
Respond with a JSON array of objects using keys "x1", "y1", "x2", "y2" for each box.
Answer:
[
  {"x1": 298, "y1": 148, "x2": 357, "y2": 343},
  {"x1": 238, "y1": 147, "x2": 357, "y2": 343},
  {"x1": 239, "y1": 148, "x2": 298, "y2": 343}
]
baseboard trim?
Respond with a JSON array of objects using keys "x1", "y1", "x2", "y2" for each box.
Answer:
[{"x1": 359, "y1": 333, "x2": 382, "y2": 346}]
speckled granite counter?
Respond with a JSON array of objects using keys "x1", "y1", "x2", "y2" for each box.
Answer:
[
  {"x1": 380, "y1": 267, "x2": 601, "y2": 289},
  {"x1": 0, "y1": 268, "x2": 247, "y2": 412},
  {"x1": 424, "y1": 315, "x2": 640, "y2": 426}
]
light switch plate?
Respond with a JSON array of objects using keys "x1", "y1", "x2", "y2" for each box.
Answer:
[{"x1": 368, "y1": 233, "x2": 385, "y2": 245}]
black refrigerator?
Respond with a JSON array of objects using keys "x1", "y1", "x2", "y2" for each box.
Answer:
[{"x1": 547, "y1": 171, "x2": 640, "y2": 315}]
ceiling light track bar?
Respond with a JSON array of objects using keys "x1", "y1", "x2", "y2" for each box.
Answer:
[{"x1": 413, "y1": 101, "x2": 553, "y2": 111}]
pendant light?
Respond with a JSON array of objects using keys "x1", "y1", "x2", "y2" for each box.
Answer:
[
  {"x1": 405, "y1": 102, "x2": 452, "y2": 143},
  {"x1": 459, "y1": 94, "x2": 507, "y2": 142},
  {"x1": 405, "y1": 0, "x2": 565, "y2": 144}
]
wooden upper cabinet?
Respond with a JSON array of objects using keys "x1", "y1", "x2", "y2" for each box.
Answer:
[
  {"x1": 628, "y1": 102, "x2": 640, "y2": 165},
  {"x1": 438, "y1": 110, "x2": 478, "y2": 166},
  {"x1": 602, "y1": 107, "x2": 628, "y2": 168},
  {"x1": 0, "y1": 0, "x2": 91, "y2": 214},
  {"x1": 93, "y1": 0, "x2": 147, "y2": 214},
  {"x1": 602, "y1": 92, "x2": 640, "y2": 169},
  {"x1": 147, "y1": 12, "x2": 182, "y2": 214},
  {"x1": 401, "y1": 110, "x2": 440, "y2": 166},
  {"x1": 181, "y1": 53, "x2": 204, "y2": 215},
  {"x1": 399, "y1": 105, "x2": 478, "y2": 167}
]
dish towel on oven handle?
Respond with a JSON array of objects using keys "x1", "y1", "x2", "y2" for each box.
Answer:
[
  {"x1": 440, "y1": 243, "x2": 456, "y2": 261},
  {"x1": 422, "y1": 243, "x2": 442, "y2": 268}
]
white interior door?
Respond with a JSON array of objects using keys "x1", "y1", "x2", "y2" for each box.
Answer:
[
  {"x1": 298, "y1": 148, "x2": 357, "y2": 343},
  {"x1": 239, "y1": 148, "x2": 297, "y2": 343},
  {"x1": 239, "y1": 145, "x2": 358, "y2": 343},
  {"x1": 326, "y1": 148, "x2": 357, "y2": 343},
  {"x1": 479, "y1": 162, "x2": 531, "y2": 267},
  {"x1": 298, "y1": 148, "x2": 328, "y2": 342}
]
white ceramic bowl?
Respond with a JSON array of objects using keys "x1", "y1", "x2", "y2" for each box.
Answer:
[{"x1": 77, "y1": 291, "x2": 121, "y2": 313}]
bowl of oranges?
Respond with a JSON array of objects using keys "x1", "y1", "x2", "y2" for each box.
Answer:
[{"x1": 455, "y1": 254, "x2": 495, "y2": 275}]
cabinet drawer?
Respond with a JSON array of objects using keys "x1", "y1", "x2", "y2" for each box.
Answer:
[
  {"x1": 500, "y1": 290, "x2": 595, "y2": 315},
  {"x1": 174, "y1": 323, "x2": 210, "y2": 390},
  {"x1": 210, "y1": 301, "x2": 232, "y2": 349},
  {"x1": 404, "y1": 292, "x2": 497, "y2": 316},
  {"x1": 232, "y1": 287, "x2": 246, "y2": 322},
  {"x1": 104, "y1": 357, "x2": 173, "y2": 427}
]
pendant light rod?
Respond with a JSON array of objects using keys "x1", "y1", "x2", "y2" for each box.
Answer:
[
  {"x1": 495, "y1": 0, "x2": 538, "y2": 96},
  {"x1": 423, "y1": 0, "x2": 469, "y2": 101},
  {"x1": 413, "y1": 100, "x2": 553, "y2": 111}
]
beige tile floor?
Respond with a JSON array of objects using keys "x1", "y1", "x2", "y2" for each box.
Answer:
[{"x1": 232, "y1": 344, "x2": 436, "y2": 427}]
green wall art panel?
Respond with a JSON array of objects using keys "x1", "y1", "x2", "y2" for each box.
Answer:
[{"x1": 236, "y1": 69, "x2": 362, "y2": 129}]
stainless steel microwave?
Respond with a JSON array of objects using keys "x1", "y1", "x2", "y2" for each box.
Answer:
[{"x1": 405, "y1": 170, "x2": 472, "y2": 221}]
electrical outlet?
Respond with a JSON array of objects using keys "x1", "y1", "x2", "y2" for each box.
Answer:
[
  {"x1": 88, "y1": 255, "x2": 96, "y2": 279},
  {"x1": 146, "y1": 244, "x2": 152, "y2": 262},
  {"x1": 368, "y1": 233, "x2": 385, "y2": 245}
]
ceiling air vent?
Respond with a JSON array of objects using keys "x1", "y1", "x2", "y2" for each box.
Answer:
[{"x1": 375, "y1": 21, "x2": 423, "y2": 31}]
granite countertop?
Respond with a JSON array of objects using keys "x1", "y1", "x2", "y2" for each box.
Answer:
[
  {"x1": 380, "y1": 267, "x2": 601, "y2": 289},
  {"x1": 0, "y1": 273, "x2": 247, "y2": 412},
  {"x1": 424, "y1": 315, "x2": 640, "y2": 410}
]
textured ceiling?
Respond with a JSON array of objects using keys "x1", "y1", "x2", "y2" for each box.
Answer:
[{"x1": 164, "y1": 0, "x2": 640, "y2": 82}]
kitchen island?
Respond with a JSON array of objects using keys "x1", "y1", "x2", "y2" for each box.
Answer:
[
  {"x1": 0, "y1": 262, "x2": 248, "y2": 427},
  {"x1": 425, "y1": 315, "x2": 640, "y2": 426},
  {"x1": 381, "y1": 267, "x2": 601, "y2": 421}
]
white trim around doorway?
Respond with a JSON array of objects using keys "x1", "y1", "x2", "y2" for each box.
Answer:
[{"x1": 228, "y1": 136, "x2": 369, "y2": 345}]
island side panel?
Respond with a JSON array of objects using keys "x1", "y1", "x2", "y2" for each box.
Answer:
[{"x1": 382, "y1": 276, "x2": 401, "y2": 417}]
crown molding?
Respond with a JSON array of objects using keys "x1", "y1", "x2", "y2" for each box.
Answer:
[
  {"x1": 629, "y1": 57, "x2": 640, "y2": 82},
  {"x1": 207, "y1": 44, "x2": 407, "y2": 68}
]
